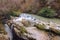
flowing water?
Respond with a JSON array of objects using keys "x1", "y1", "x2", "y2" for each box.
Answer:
[{"x1": 4, "y1": 24, "x2": 13, "y2": 40}]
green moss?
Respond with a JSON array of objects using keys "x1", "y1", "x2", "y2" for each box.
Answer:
[
  {"x1": 20, "y1": 26, "x2": 27, "y2": 34},
  {"x1": 35, "y1": 24, "x2": 46, "y2": 30},
  {"x1": 50, "y1": 27, "x2": 60, "y2": 35}
]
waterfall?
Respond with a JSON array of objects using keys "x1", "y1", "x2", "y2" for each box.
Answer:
[{"x1": 4, "y1": 24, "x2": 13, "y2": 40}]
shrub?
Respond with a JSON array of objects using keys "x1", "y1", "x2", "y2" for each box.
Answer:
[
  {"x1": 9, "y1": 10, "x2": 21, "y2": 16},
  {"x1": 38, "y1": 7, "x2": 56, "y2": 18}
]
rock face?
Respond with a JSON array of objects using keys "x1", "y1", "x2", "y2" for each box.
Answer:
[
  {"x1": 1, "y1": 13, "x2": 60, "y2": 40},
  {"x1": 7, "y1": 15, "x2": 60, "y2": 40},
  {"x1": 10, "y1": 17, "x2": 50, "y2": 40},
  {"x1": 25, "y1": 27, "x2": 50, "y2": 40}
]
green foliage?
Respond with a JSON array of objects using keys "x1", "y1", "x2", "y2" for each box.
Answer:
[
  {"x1": 8, "y1": 10, "x2": 21, "y2": 16},
  {"x1": 38, "y1": 7, "x2": 56, "y2": 18},
  {"x1": 8, "y1": 11, "x2": 17, "y2": 16}
]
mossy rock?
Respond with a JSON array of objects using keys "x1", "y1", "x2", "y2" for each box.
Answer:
[
  {"x1": 14, "y1": 26, "x2": 27, "y2": 37},
  {"x1": 21, "y1": 19, "x2": 31, "y2": 27},
  {"x1": 16, "y1": 26, "x2": 27, "y2": 34},
  {"x1": 20, "y1": 26, "x2": 27, "y2": 34},
  {"x1": 50, "y1": 27, "x2": 60, "y2": 35},
  {"x1": 35, "y1": 24, "x2": 46, "y2": 30}
]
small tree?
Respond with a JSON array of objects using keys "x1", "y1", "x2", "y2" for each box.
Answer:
[{"x1": 38, "y1": 7, "x2": 56, "y2": 18}]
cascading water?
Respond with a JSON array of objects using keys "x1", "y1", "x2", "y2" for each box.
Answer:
[{"x1": 4, "y1": 24, "x2": 13, "y2": 40}]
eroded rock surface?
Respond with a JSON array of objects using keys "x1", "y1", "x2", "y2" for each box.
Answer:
[
  {"x1": 8, "y1": 16, "x2": 60, "y2": 40},
  {"x1": 0, "y1": 13, "x2": 60, "y2": 40}
]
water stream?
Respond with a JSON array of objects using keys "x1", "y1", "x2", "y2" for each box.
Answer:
[{"x1": 4, "y1": 24, "x2": 13, "y2": 40}]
